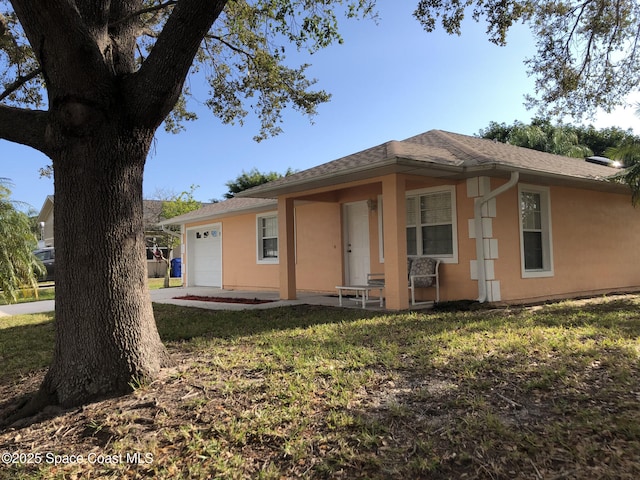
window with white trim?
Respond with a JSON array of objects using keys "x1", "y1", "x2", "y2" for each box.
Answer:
[
  {"x1": 257, "y1": 213, "x2": 278, "y2": 263},
  {"x1": 519, "y1": 185, "x2": 553, "y2": 277},
  {"x1": 406, "y1": 186, "x2": 457, "y2": 262}
]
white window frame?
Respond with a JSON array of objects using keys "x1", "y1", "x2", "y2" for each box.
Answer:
[
  {"x1": 256, "y1": 212, "x2": 279, "y2": 264},
  {"x1": 518, "y1": 184, "x2": 554, "y2": 278},
  {"x1": 405, "y1": 185, "x2": 458, "y2": 263}
]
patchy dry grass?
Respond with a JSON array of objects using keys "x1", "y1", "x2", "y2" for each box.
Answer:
[
  {"x1": 0, "y1": 295, "x2": 639, "y2": 479},
  {"x1": 147, "y1": 278, "x2": 183, "y2": 290}
]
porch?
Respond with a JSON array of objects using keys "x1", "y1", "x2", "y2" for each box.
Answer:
[
  {"x1": 274, "y1": 173, "x2": 453, "y2": 310},
  {"x1": 149, "y1": 286, "x2": 435, "y2": 311}
]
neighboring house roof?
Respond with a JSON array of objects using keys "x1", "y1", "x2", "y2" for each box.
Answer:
[
  {"x1": 38, "y1": 197, "x2": 191, "y2": 235},
  {"x1": 237, "y1": 130, "x2": 626, "y2": 198},
  {"x1": 36, "y1": 195, "x2": 54, "y2": 224},
  {"x1": 144, "y1": 200, "x2": 167, "y2": 231},
  {"x1": 158, "y1": 197, "x2": 276, "y2": 226}
]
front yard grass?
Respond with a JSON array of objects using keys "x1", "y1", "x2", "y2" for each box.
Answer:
[
  {"x1": 147, "y1": 277, "x2": 183, "y2": 290},
  {"x1": 0, "y1": 278, "x2": 181, "y2": 306},
  {"x1": 0, "y1": 288, "x2": 55, "y2": 306},
  {"x1": 1, "y1": 295, "x2": 639, "y2": 479}
]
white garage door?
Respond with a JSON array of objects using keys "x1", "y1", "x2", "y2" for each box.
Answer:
[{"x1": 188, "y1": 224, "x2": 222, "y2": 287}]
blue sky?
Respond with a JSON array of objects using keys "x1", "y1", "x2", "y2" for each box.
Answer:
[{"x1": 3, "y1": 3, "x2": 640, "y2": 211}]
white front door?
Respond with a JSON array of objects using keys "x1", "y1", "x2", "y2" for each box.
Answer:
[
  {"x1": 344, "y1": 202, "x2": 370, "y2": 285},
  {"x1": 188, "y1": 224, "x2": 222, "y2": 287}
]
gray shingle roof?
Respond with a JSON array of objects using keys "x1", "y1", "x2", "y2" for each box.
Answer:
[
  {"x1": 404, "y1": 130, "x2": 614, "y2": 179},
  {"x1": 238, "y1": 130, "x2": 622, "y2": 198},
  {"x1": 143, "y1": 200, "x2": 165, "y2": 226},
  {"x1": 167, "y1": 129, "x2": 627, "y2": 225},
  {"x1": 158, "y1": 197, "x2": 275, "y2": 225}
]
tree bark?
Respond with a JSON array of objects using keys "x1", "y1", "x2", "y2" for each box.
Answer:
[{"x1": 38, "y1": 119, "x2": 171, "y2": 408}]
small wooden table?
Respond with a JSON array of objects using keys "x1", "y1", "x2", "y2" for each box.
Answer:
[{"x1": 335, "y1": 285, "x2": 384, "y2": 308}]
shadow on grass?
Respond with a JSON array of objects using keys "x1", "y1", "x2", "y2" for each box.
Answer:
[
  {"x1": 153, "y1": 303, "x2": 382, "y2": 343},
  {"x1": 1, "y1": 300, "x2": 639, "y2": 477},
  {"x1": 526, "y1": 297, "x2": 640, "y2": 339},
  {"x1": 3, "y1": 301, "x2": 638, "y2": 381},
  {"x1": 154, "y1": 301, "x2": 640, "y2": 478}
]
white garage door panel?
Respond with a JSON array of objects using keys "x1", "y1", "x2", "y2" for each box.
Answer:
[{"x1": 189, "y1": 224, "x2": 222, "y2": 287}]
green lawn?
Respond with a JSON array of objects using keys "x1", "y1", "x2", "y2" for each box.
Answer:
[
  {"x1": 0, "y1": 278, "x2": 181, "y2": 306},
  {"x1": 1, "y1": 296, "x2": 639, "y2": 479},
  {"x1": 0, "y1": 287, "x2": 55, "y2": 306}
]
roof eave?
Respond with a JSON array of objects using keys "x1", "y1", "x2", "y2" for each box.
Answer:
[
  {"x1": 157, "y1": 201, "x2": 277, "y2": 227},
  {"x1": 36, "y1": 195, "x2": 54, "y2": 223},
  {"x1": 236, "y1": 160, "x2": 628, "y2": 199},
  {"x1": 236, "y1": 157, "x2": 465, "y2": 198},
  {"x1": 462, "y1": 164, "x2": 630, "y2": 194}
]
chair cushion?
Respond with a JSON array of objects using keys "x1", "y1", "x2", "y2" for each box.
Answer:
[{"x1": 410, "y1": 257, "x2": 436, "y2": 288}]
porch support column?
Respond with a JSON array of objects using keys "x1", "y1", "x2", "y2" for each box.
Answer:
[
  {"x1": 382, "y1": 174, "x2": 409, "y2": 310},
  {"x1": 278, "y1": 197, "x2": 297, "y2": 300}
]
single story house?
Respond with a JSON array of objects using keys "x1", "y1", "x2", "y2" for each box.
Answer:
[{"x1": 160, "y1": 130, "x2": 640, "y2": 310}]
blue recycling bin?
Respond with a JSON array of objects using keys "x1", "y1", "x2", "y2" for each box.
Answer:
[{"x1": 170, "y1": 258, "x2": 182, "y2": 278}]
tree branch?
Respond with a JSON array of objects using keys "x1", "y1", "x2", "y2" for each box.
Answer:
[
  {"x1": 109, "y1": 0, "x2": 178, "y2": 28},
  {"x1": 0, "y1": 68, "x2": 43, "y2": 103},
  {"x1": 206, "y1": 33, "x2": 253, "y2": 58},
  {"x1": 10, "y1": 0, "x2": 112, "y2": 99},
  {"x1": 127, "y1": 0, "x2": 228, "y2": 129},
  {"x1": 0, "y1": 105, "x2": 49, "y2": 154}
]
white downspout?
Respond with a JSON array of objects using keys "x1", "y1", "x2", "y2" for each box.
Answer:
[{"x1": 474, "y1": 171, "x2": 519, "y2": 303}]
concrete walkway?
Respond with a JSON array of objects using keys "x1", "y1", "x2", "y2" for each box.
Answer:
[
  {"x1": 0, "y1": 299, "x2": 55, "y2": 317},
  {"x1": 0, "y1": 286, "x2": 371, "y2": 318}
]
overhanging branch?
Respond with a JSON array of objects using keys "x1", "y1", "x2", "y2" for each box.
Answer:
[
  {"x1": 0, "y1": 68, "x2": 43, "y2": 102},
  {"x1": 127, "y1": 0, "x2": 228, "y2": 129},
  {"x1": 206, "y1": 33, "x2": 253, "y2": 58},
  {"x1": 11, "y1": 0, "x2": 111, "y2": 96},
  {"x1": 109, "y1": 0, "x2": 178, "y2": 27},
  {"x1": 0, "y1": 105, "x2": 49, "y2": 155}
]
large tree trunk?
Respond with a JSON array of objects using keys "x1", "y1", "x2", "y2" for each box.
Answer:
[
  {"x1": 38, "y1": 124, "x2": 171, "y2": 408},
  {"x1": 0, "y1": 0, "x2": 229, "y2": 418}
]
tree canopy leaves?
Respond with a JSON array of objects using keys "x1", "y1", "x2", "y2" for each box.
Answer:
[
  {"x1": 223, "y1": 167, "x2": 296, "y2": 198},
  {"x1": 478, "y1": 118, "x2": 640, "y2": 157},
  {"x1": 414, "y1": 1, "x2": 640, "y2": 118},
  {"x1": 160, "y1": 184, "x2": 203, "y2": 221},
  {"x1": 0, "y1": 0, "x2": 377, "y2": 143}
]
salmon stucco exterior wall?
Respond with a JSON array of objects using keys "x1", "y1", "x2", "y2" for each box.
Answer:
[
  {"x1": 289, "y1": 201, "x2": 343, "y2": 292},
  {"x1": 493, "y1": 184, "x2": 640, "y2": 303},
  {"x1": 181, "y1": 202, "x2": 345, "y2": 293},
  {"x1": 182, "y1": 212, "x2": 277, "y2": 291}
]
